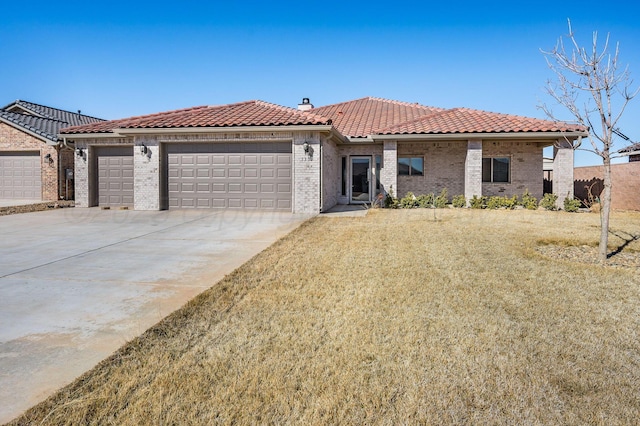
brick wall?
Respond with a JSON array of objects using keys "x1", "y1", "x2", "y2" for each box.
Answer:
[
  {"x1": 574, "y1": 162, "x2": 640, "y2": 211},
  {"x1": 483, "y1": 141, "x2": 543, "y2": 200},
  {"x1": 293, "y1": 132, "x2": 321, "y2": 214},
  {"x1": 133, "y1": 136, "x2": 160, "y2": 210},
  {"x1": 0, "y1": 121, "x2": 59, "y2": 201},
  {"x1": 398, "y1": 141, "x2": 466, "y2": 199}
]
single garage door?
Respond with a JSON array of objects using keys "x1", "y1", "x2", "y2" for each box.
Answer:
[
  {"x1": 96, "y1": 146, "x2": 134, "y2": 208},
  {"x1": 0, "y1": 151, "x2": 42, "y2": 200},
  {"x1": 167, "y1": 142, "x2": 292, "y2": 210}
]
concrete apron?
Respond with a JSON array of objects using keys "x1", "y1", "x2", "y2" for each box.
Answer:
[{"x1": 0, "y1": 208, "x2": 310, "y2": 423}]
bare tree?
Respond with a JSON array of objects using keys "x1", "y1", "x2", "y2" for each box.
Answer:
[{"x1": 540, "y1": 19, "x2": 639, "y2": 262}]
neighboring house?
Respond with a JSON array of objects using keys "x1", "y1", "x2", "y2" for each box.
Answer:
[
  {"x1": 59, "y1": 97, "x2": 586, "y2": 213},
  {"x1": 620, "y1": 142, "x2": 640, "y2": 162},
  {"x1": 0, "y1": 100, "x2": 104, "y2": 201}
]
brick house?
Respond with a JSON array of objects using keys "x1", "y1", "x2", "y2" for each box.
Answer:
[
  {"x1": 0, "y1": 100, "x2": 104, "y2": 201},
  {"x1": 60, "y1": 97, "x2": 586, "y2": 213}
]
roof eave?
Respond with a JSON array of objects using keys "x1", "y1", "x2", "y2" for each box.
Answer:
[
  {"x1": 372, "y1": 130, "x2": 589, "y2": 141},
  {"x1": 0, "y1": 116, "x2": 58, "y2": 145},
  {"x1": 60, "y1": 124, "x2": 336, "y2": 139}
]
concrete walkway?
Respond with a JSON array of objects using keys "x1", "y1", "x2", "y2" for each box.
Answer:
[{"x1": 0, "y1": 208, "x2": 309, "y2": 423}]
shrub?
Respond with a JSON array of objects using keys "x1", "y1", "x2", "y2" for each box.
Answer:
[
  {"x1": 486, "y1": 196, "x2": 503, "y2": 210},
  {"x1": 416, "y1": 193, "x2": 434, "y2": 208},
  {"x1": 452, "y1": 195, "x2": 466, "y2": 208},
  {"x1": 399, "y1": 192, "x2": 419, "y2": 208},
  {"x1": 540, "y1": 193, "x2": 559, "y2": 211},
  {"x1": 384, "y1": 187, "x2": 399, "y2": 209},
  {"x1": 434, "y1": 188, "x2": 448, "y2": 208},
  {"x1": 503, "y1": 195, "x2": 518, "y2": 210},
  {"x1": 469, "y1": 195, "x2": 487, "y2": 209},
  {"x1": 519, "y1": 190, "x2": 538, "y2": 210},
  {"x1": 564, "y1": 196, "x2": 582, "y2": 212}
]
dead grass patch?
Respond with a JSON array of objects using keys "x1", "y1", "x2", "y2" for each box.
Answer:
[{"x1": 8, "y1": 209, "x2": 640, "y2": 425}]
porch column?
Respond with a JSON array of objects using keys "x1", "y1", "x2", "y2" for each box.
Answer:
[
  {"x1": 552, "y1": 139, "x2": 575, "y2": 209},
  {"x1": 74, "y1": 141, "x2": 90, "y2": 207},
  {"x1": 464, "y1": 139, "x2": 482, "y2": 203},
  {"x1": 381, "y1": 140, "x2": 397, "y2": 197}
]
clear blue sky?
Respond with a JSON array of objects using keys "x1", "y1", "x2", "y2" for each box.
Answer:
[{"x1": 2, "y1": 0, "x2": 639, "y2": 166}]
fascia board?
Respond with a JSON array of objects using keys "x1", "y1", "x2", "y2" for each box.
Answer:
[{"x1": 372, "y1": 131, "x2": 589, "y2": 141}]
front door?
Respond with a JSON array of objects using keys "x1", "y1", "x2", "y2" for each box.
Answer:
[{"x1": 351, "y1": 157, "x2": 371, "y2": 203}]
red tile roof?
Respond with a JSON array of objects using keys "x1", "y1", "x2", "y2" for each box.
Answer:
[
  {"x1": 60, "y1": 97, "x2": 587, "y2": 138},
  {"x1": 60, "y1": 100, "x2": 331, "y2": 134},
  {"x1": 312, "y1": 97, "x2": 444, "y2": 138},
  {"x1": 377, "y1": 108, "x2": 586, "y2": 135}
]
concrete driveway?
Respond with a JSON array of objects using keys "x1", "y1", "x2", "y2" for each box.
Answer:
[{"x1": 0, "y1": 207, "x2": 309, "y2": 423}]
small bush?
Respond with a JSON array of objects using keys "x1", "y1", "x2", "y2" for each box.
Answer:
[
  {"x1": 564, "y1": 196, "x2": 582, "y2": 212},
  {"x1": 452, "y1": 195, "x2": 466, "y2": 208},
  {"x1": 416, "y1": 193, "x2": 434, "y2": 208},
  {"x1": 399, "y1": 192, "x2": 419, "y2": 209},
  {"x1": 540, "y1": 193, "x2": 559, "y2": 211},
  {"x1": 486, "y1": 196, "x2": 503, "y2": 210},
  {"x1": 434, "y1": 188, "x2": 448, "y2": 208},
  {"x1": 469, "y1": 195, "x2": 487, "y2": 209},
  {"x1": 384, "y1": 187, "x2": 399, "y2": 208},
  {"x1": 519, "y1": 190, "x2": 538, "y2": 210}
]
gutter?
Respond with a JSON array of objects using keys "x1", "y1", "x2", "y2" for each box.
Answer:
[
  {"x1": 60, "y1": 124, "x2": 336, "y2": 139},
  {"x1": 372, "y1": 131, "x2": 589, "y2": 141}
]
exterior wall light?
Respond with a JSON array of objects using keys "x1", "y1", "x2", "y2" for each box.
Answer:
[
  {"x1": 75, "y1": 147, "x2": 84, "y2": 157},
  {"x1": 44, "y1": 153, "x2": 53, "y2": 164},
  {"x1": 303, "y1": 141, "x2": 313, "y2": 159},
  {"x1": 140, "y1": 144, "x2": 148, "y2": 155}
]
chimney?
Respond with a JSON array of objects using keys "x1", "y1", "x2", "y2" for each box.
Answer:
[{"x1": 297, "y1": 97, "x2": 313, "y2": 111}]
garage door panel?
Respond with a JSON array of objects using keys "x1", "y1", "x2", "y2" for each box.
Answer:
[
  {"x1": 1, "y1": 152, "x2": 43, "y2": 200},
  {"x1": 168, "y1": 143, "x2": 291, "y2": 210},
  {"x1": 96, "y1": 147, "x2": 133, "y2": 208}
]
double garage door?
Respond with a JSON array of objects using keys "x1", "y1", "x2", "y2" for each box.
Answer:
[
  {"x1": 0, "y1": 152, "x2": 42, "y2": 200},
  {"x1": 168, "y1": 142, "x2": 292, "y2": 211}
]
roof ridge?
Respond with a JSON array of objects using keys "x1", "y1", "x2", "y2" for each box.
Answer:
[
  {"x1": 253, "y1": 100, "x2": 332, "y2": 123},
  {"x1": 7, "y1": 100, "x2": 105, "y2": 121},
  {"x1": 375, "y1": 107, "x2": 458, "y2": 134},
  {"x1": 364, "y1": 96, "x2": 443, "y2": 111}
]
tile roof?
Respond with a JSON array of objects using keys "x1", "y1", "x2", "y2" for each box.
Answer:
[
  {"x1": 311, "y1": 97, "x2": 444, "y2": 138},
  {"x1": 0, "y1": 100, "x2": 104, "y2": 142},
  {"x1": 619, "y1": 142, "x2": 640, "y2": 153},
  {"x1": 377, "y1": 107, "x2": 587, "y2": 135},
  {"x1": 61, "y1": 100, "x2": 331, "y2": 134}
]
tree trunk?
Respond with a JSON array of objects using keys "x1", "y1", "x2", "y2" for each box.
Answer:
[{"x1": 598, "y1": 156, "x2": 612, "y2": 261}]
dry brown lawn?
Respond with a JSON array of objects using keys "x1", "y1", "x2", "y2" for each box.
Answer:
[{"x1": 9, "y1": 209, "x2": 640, "y2": 425}]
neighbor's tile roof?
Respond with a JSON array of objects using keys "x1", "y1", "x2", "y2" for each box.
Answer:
[
  {"x1": 377, "y1": 107, "x2": 587, "y2": 135},
  {"x1": 61, "y1": 100, "x2": 331, "y2": 134},
  {"x1": 312, "y1": 97, "x2": 444, "y2": 138},
  {"x1": 0, "y1": 100, "x2": 105, "y2": 142},
  {"x1": 620, "y1": 142, "x2": 640, "y2": 153}
]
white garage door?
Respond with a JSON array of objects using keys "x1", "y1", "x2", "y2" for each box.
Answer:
[
  {"x1": 0, "y1": 152, "x2": 42, "y2": 200},
  {"x1": 167, "y1": 142, "x2": 292, "y2": 210},
  {"x1": 96, "y1": 146, "x2": 134, "y2": 208}
]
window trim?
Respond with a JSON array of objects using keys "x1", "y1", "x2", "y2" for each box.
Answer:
[
  {"x1": 398, "y1": 156, "x2": 424, "y2": 176},
  {"x1": 482, "y1": 156, "x2": 511, "y2": 183}
]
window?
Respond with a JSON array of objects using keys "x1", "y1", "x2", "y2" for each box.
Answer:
[
  {"x1": 482, "y1": 157, "x2": 510, "y2": 183},
  {"x1": 398, "y1": 157, "x2": 423, "y2": 176}
]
